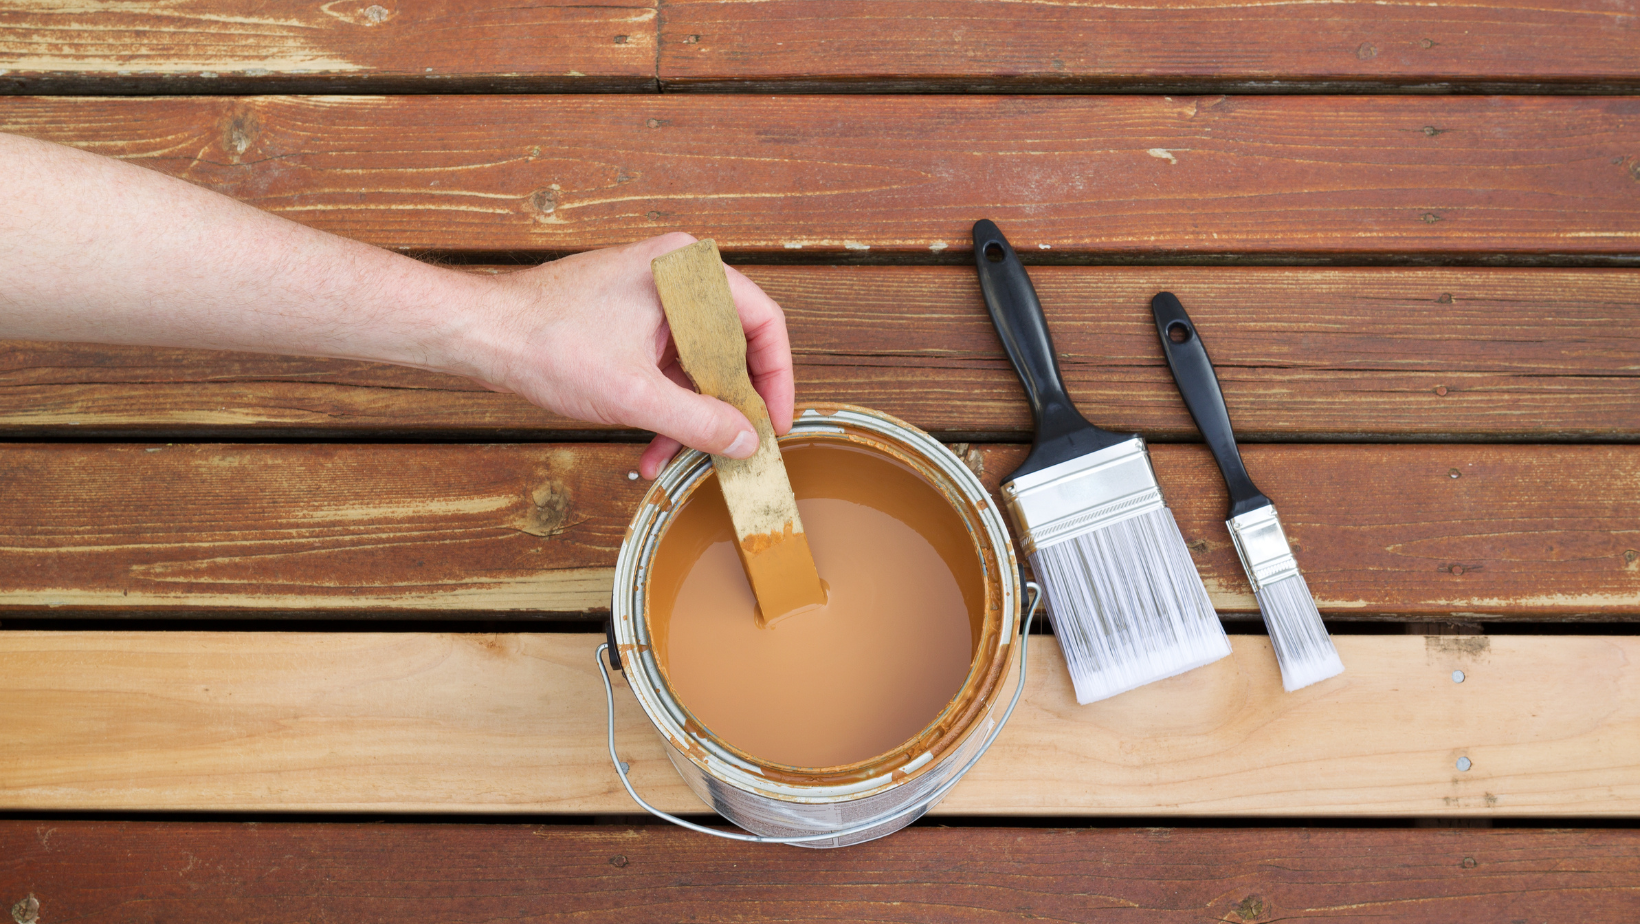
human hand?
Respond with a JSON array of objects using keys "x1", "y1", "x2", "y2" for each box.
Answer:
[
  {"x1": 0, "y1": 137, "x2": 790, "y2": 467},
  {"x1": 452, "y1": 232, "x2": 794, "y2": 479}
]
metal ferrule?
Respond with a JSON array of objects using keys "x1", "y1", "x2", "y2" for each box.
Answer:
[
  {"x1": 1000, "y1": 437, "x2": 1164, "y2": 556},
  {"x1": 1227, "y1": 503, "x2": 1300, "y2": 592}
]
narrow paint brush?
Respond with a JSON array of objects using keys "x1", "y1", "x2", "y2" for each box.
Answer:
[
  {"x1": 973, "y1": 221, "x2": 1231, "y2": 704},
  {"x1": 1151, "y1": 291, "x2": 1344, "y2": 691}
]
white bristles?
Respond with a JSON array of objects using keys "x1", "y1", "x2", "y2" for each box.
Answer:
[
  {"x1": 1031, "y1": 507, "x2": 1232, "y2": 704},
  {"x1": 1254, "y1": 571, "x2": 1344, "y2": 692}
]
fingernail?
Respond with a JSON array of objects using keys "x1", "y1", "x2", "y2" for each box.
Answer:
[{"x1": 724, "y1": 430, "x2": 758, "y2": 458}]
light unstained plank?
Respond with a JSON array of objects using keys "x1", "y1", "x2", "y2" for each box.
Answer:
[
  {"x1": 660, "y1": 0, "x2": 1640, "y2": 92},
  {"x1": 2, "y1": 823, "x2": 1637, "y2": 923},
  {"x1": 1, "y1": 96, "x2": 1637, "y2": 259},
  {"x1": 0, "y1": 1, "x2": 657, "y2": 93},
  {"x1": 0, "y1": 632, "x2": 1635, "y2": 816},
  {"x1": 0, "y1": 443, "x2": 1636, "y2": 618},
  {"x1": 3, "y1": 266, "x2": 1636, "y2": 440}
]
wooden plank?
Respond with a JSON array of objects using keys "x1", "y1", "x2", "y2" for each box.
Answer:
[
  {"x1": 2, "y1": 95, "x2": 1637, "y2": 260},
  {"x1": 658, "y1": 0, "x2": 1640, "y2": 93},
  {"x1": 3, "y1": 823, "x2": 1637, "y2": 923},
  {"x1": 0, "y1": 443, "x2": 642, "y2": 615},
  {"x1": 1, "y1": 443, "x2": 1635, "y2": 618},
  {"x1": 4, "y1": 267, "x2": 1636, "y2": 441},
  {"x1": 0, "y1": 1, "x2": 657, "y2": 93},
  {"x1": 1, "y1": 631, "x2": 1637, "y2": 815}
]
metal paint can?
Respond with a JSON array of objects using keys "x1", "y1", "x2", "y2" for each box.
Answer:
[{"x1": 607, "y1": 404, "x2": 1024, "y2": 848}]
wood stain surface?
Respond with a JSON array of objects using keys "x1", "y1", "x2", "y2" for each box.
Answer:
[{"x1": 647, "y1": 439, "x2": 985, "y2": 769}]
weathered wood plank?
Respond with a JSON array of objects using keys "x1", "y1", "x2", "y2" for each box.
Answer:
[
  {"x1": 3, "y1": 823, "x2": 1637, "y2": 923},
  {"x1": 0, "y1": 443, "x2": 1635, "y2": 617},
  {"x1": 1, "y1": 632, "x2": 1636, "y2": 815},
  {"x1": 659, "y1": 0, "x2": 1640, "y2": 93},
  {"x1": 4, "y1": 266, "x2": 1636, "y2": 440},
  {"x1": 0, "y1": 1, "x2": 657, "y2": 94},
  {"x1": 2, "y1": 95, "x2": 1637, "y2": 259},
  {"x1": 0, "y1": 443, "x2": 639, "y2": 615}
]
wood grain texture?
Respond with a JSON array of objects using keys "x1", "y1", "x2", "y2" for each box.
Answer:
[
  {"x1": 2, "y1": 95, "x2": 1637, "y2": 259},
  {"x1": 3, "y1": 266, "x2": 1636, "y2": 440},
  {"x1": 3, "y1": 823, "x2": 1638, "y2": 923},
  {"x1": 0, "y1": 1, "x2": 657, "y2": 93},
  {"x1": 659, "y1": 0, "x2": 1640, "y2": 92},
  {"x1": 0, "y1": 443, "x2": 645, "y2": 614},
  {"x1": 0, "y1": 443, "x2": 1635, "y2": 617},
  {"x1": 1, "y1": 631, "x2": 1637, "y2": 816}
]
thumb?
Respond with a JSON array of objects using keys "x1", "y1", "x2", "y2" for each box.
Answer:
[{"x1": 619, "y1": 372, "x2": 760, "y2": 460}]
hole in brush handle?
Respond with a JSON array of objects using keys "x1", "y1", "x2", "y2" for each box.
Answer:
[
  {"x1": 1151, "y1": 291, "x2": 1268, "y2": 516},
  {"x1": 972, "y1": 219, "x2": 1130, "y2": 480}
]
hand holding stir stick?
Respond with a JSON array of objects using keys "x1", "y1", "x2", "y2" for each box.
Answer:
[{"x1": 651, "y1": 240, "x2": 828, "y2": 627}]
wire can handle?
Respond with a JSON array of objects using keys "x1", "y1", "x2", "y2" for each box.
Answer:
[{"x1": 595, "y1": 581, "x2": 1042, "y2": 845}]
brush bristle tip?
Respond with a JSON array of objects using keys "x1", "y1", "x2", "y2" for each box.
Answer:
[
  {"x1": 1031, "y1": 508, "x2": 1231, "y2": 705},
  {"x1": 1254, "y1": 573, "x2": 1345, "y2": 694}
]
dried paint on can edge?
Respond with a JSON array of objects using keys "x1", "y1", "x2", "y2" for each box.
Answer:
[{"x1": 610, "y1": 404, "x2": 1021, "y2": 844}]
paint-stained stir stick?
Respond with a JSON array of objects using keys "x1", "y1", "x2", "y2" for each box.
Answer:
[{"x1": 651, "y1": 240, "x2": 828, "y2": 627}]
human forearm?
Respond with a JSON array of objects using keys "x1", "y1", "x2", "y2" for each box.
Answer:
[
  {"x1": 0, "y1": 131, "x2": 485, "y2": 376},
  {"x1": 0, "y1": 133, "x2": 794, "y2": 477}
]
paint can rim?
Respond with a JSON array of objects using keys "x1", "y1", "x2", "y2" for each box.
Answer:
[{"x1": 611, "y1": 403, "x2": 1021, "y2": 806}]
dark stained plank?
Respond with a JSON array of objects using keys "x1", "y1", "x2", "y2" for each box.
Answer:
[
  {"x1": 659, "y1": 0, "x2": 1640, "y2": 93},
  {"x1": 777, "y1": 266, "x2": 1640, "y2": 441},
  {"x1": 3, "y1": 266, "x2": 1636, "y2": 440},
  {"x1": 974, "y1": 444, "x2": 1640, "y2": 621},
  {"x1": 0, "y1": 1, "x2": 657, "y2": 94},
  {"x1": 2, "y1": 823, "x2": 1638, "y2": 922},
  {"x1": 0, "y1": 442, "x2": 1634, "y2": 618},
  {"x1": 0, "y1": 443, "x2": 646, "y2": 615},
  {"x1": 2, "y1": 95, "x2": 1637, "y2": 260}
]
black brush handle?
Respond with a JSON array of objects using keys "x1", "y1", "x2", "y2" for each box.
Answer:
[
  {"x1": 1151, "y1": 291, "x2": 1270, "y2": 518},
  {"x1": 973, "y1": 220, "x2": 1127, "y2": 476}
]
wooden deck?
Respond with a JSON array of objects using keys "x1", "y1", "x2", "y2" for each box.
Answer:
[
  {"x1": 1, "y1": 1, "x2": 1637, "y2": 919},
  {"x1": 4, "y1": 823, "x2": 1637, "y2": 921}
]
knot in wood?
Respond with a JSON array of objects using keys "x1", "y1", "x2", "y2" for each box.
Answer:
[
  {"x1": 528, "y1": 189, "x2": 557, "y2": 215},
  {"x1": 1231, "y1": 895, "x2": 1264, "y2": 920},
  {"x1": 220, "y1": 110, "x2": 261, "y2": 160},
  {"x1": 518, "y1": 479, "x2": 572, "y2": 537}
]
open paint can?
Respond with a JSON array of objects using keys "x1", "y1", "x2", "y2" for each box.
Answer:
[{"x1": 600, "y1": 404, "x2": 1034, "y2": 848}]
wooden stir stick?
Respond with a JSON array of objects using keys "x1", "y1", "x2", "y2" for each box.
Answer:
[{"x1": 650, "y1": 240, "x2": 828, "y2": 627}]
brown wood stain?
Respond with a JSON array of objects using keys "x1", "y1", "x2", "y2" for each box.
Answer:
[{"x1": 647, "y1": 439, "x2": 985, "y2": 769}]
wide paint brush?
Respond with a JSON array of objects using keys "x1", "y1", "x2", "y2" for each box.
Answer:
[
  {"x1": 1151, "y1": 291, "x2": 1344, "y2": 691},
  {"x1": 973, "y1": 221, "x2": 1231, "y2": 704},
  {"x1": 651, "y1": 239, "x2": 827, "y2": 627}
]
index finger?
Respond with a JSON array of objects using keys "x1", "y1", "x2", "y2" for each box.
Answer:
[{"x1": 725, "y1": 265, "x2": 796, "y2": 435}]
